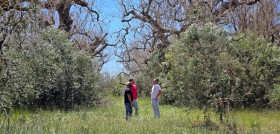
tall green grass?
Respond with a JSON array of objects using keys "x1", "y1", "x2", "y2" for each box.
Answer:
[{"x1": 1, "y1": 97, "x2": 279, "y2": 133}]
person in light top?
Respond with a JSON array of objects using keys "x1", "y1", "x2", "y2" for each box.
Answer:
[{"x1": 150, "y1": 79, "x2": 162, "y2": 118}]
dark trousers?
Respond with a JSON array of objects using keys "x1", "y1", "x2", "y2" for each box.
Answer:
[{"x1": 124, "y1": 103, "x2": 132, "y2": 119}]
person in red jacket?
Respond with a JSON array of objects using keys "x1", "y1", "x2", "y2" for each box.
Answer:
[{"x1": 129, "y1": 78, "x2": 139, "y2": 115}]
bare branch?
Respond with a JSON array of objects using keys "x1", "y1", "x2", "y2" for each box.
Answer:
[{"x1": 73, "y1": 0, "x2": 99, "y2": 21}]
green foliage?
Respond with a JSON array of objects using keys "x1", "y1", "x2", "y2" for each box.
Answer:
[
  {"x1": 0, "y1": 28, "x2": 103, "y2": 110},
  {"x1": 133, "y1": 48, "x2": 167, "y2": 97},
  {"x1": 229, "y1": 33, "x2": 280, "y2": 108},
  {"x1": 161, "y1": 23, "x2": 280, "y2": 121},
  {"x1": 133, "y1": 73, "x2": 153, "y2": 96},
  {"x1": 271, "y1": 84, "x2": 280, "y2": 102},
  {"x1": 111, "y1": 83, "x2": 124, "y2": 97},
  {"x1": 110, "y1": 75, "x2": 125, "y2": 96},
  {"x1": 163, "y1": 23, "x2": 231, "y2": 107}
]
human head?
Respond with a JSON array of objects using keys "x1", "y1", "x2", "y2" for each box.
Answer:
[
  {"x1": 126, "y1": 82, "x2": 132, "y2": 88},
  {"x1": 129, "y1": 79, "x2": 134, "y2": 85},
  {"x1": 153, "y1": 79, "x2": 159, "y2": 85}
]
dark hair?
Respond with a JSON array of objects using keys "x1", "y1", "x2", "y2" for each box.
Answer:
[
  {"x1": 128, "y1": 84, "x2": 132, "y2": 88},
  {"x1": 155, "y1": 79, "x2": 159, "y2": 82},
  {"x1": 129, "y1": 79, "x2": 134, "y2": 82}
]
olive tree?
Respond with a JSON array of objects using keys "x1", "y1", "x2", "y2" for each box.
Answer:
[
  {"x1": 1, "y1": 28, "x2": 103, "y2": 111},
  {"x1": 162, "y1": 23, "x2": 280, "y2": 121}
]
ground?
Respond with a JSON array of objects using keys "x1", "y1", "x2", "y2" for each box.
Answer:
[{"x1": 1, "y1": 97, "x2": 280, "y2": 133}]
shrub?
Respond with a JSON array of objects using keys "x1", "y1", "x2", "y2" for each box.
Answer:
[
  {"x1": 0, "y1": 28, "x2": 103, "y2": 110},
  {"x1": 162, "y1": 23, "x2": 280, "y2": 121}
]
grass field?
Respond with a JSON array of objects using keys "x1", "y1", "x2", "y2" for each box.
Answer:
[{"x1": 1, "y1": 97, "x2": 280, "y2": 134}]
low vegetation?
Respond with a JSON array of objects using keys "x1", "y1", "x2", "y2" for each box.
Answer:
[{"x1": 1, "y1": 97, "x2": 279, "y2": 134}]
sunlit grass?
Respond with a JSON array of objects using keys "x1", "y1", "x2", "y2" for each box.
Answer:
[{"x1": 1, "y1": 97, "x2": 280, "y2": 133}]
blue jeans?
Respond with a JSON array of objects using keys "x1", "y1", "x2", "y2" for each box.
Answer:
[
  {"x1": 124, "y1": 103, "x2": 132, "y2": 119},
  {"x1": 151, "y1": 98, "x2": 160, "y2": 118},
  {"x1": 133, "y1": 100, "x2": 139, "y2": 115}
]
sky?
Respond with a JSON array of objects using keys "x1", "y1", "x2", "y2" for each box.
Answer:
[
  {"x1": 41, "y1": 0, "x2": 124, "y2": 76},
  {"x1": 97, "y1": 0, "x2": 126, "y2": 76}
]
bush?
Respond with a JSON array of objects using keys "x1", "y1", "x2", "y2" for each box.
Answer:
[
  {"x1": 162, "y1": 23, "x2": 231, "y2": 107},
  {"x1": 0, "y1": 28, "x2": 103, "y2": 110},
  {"x1": 161, "y1": 23, "x2": 280, "y2": 120}
]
